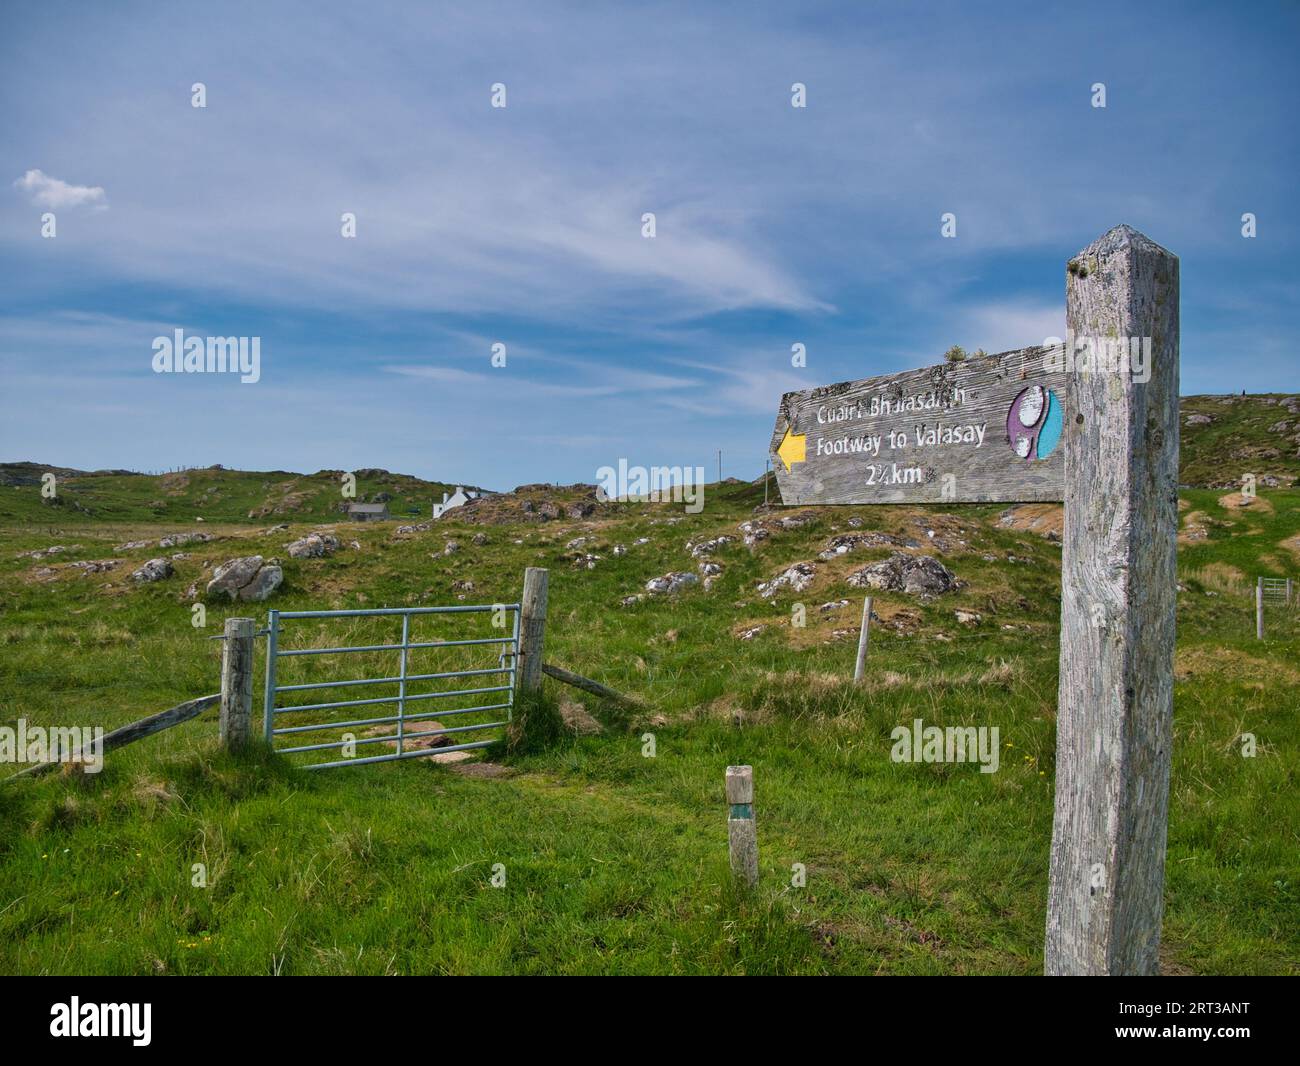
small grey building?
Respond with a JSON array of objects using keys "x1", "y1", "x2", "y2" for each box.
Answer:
[{"x1": 347, "y1": 502, "x2": 390, "y2": 522}]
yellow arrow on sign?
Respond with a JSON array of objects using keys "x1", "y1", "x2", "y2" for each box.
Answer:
[{"x1": 776, "y1": 426, "x2": 806, "y2": 472}]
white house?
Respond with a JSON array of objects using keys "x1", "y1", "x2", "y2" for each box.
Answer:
[{"x1": 432, "y1": 486, "x2": 479, "y2": 519}]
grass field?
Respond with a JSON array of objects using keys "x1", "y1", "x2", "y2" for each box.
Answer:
[{"x1": 0, "y1": 469, "x2": 1297, "y2": 975}]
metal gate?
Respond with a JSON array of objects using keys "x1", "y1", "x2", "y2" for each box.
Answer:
[
  {"x1": 1259, "y1": 577, "x2": 1292, "y2": 605},
  {"x1": 262, "y1": 604, "x2": 521, "y2": 770}
]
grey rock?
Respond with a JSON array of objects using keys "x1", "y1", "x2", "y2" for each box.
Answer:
[
  {"x1": 159, "y1": 531, "x2": 213, "y2": 549},
  {"x1": 687, "y1": 535, "x2": 735, "y2": 558},
  {"x1": 757, "y1": 562, "x2": 816, "y2": 598},
  {"x1": 206, "y1": 556, "x2": 267, "y2": 601},
  {"x1": 645, "y1": 571, "x2": 699, "y2": 595},
  {"x1": 240, "y1": 564, "x2": 283, "y2": 602},
  {"x1": 132, "y1": 558, "x2": 174, "y2": 583},
  {"x1": 817, "y1": 531, "x2": 904, "y2": 560},
  {"x1": 847, "y1": 553, "x2": 958, "y2": 597},
  {"x1": 287, "y1": 533, "x2": 340, "y2": 559},
  {"x1": 71, "y1": 559, "x2": 121, "y2": 575}
]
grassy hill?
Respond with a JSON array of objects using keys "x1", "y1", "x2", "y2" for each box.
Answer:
[
  {"x1": 0, "y1": 463, "x2": 480, "y2": 525},
  {"x1": 0, "y1": 414, "x2": 1296, "y2": 975},
  {"x1": 1179, "y1": 394, "x2": 1300, "y2": 489}
]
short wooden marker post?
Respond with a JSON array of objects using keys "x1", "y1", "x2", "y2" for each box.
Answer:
[
  {"x1": 726, "y1": 765, "x2": 758, "y2": 888},
  {"x1": 1046, "y1": 225, "x2": 1180, "y2": 976},
  {"x1": 518, "y1": 567, "x2": 549, "y2": 693},
  {"x1": 219, "y1": 616, "x2": 255, "y2": 751},
  {"x1": 853, "y1": 596, "x2": 873, "y2": 682},
  {"x1": 1256, "y1": 578, "x2": 1265, "y2": 640}
]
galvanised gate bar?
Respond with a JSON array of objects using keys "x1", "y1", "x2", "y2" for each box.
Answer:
[{"x1": 262, "y1": 604, "x2": 521, "y2": 770}]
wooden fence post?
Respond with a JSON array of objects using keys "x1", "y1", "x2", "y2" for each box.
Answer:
[
  {"x1": 726, "y1": 765, "x2": 758, "y2": 888},
  {"x1": 1256, "y1": 578, "x2": 1265, "y2": 640},
  {"x1": 1045, "y1": 225, "x2": 1180, "y2": 976},
  {"x1": 219, "y1": 617, "x2": 255, "y2": 751},
  {"x1": 519, "y1": 567, "x2": 549, "y2": 693},
  {"x1": 853, "y1": 596, "x2": 873, "y2": 682}
]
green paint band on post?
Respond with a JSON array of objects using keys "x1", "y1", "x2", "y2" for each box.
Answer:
[{"x1": 729, "y1": 803, "x2": 753, "y2": 819}]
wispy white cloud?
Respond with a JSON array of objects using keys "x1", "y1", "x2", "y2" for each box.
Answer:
[
  {"x1": 957, "y1": 302, "x2": 1067, "y2": 355},
  {"x1": 13, "y1": 169, "x2": 107, "y2": 210}
]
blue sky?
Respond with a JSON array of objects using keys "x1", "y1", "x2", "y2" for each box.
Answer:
[{"x1": 2, "y1": 0, "x2": 1297, "y2": 490}]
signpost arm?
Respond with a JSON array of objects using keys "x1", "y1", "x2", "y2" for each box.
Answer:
[{"x1": 1045, "y1": 225, "x2": 1180, "y2": 975}]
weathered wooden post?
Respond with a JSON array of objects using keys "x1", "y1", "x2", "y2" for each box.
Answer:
[
  {"x1": 518, "y1": 567, "x2": 549, "y2": 693},
  {"x1": 1045, "y1": 225, "x2": 1180, "y2": 975},
  {"x1": 219, "y1": 616, "x2": 255, "y2": 751},
  {"x1": 1287, "y1": 578, "x2": 1294, "y2": 607},
  {"x1": 1256, "y1": 578, "x2": 1265, "y2": 640},
  {"x1": 726, "y1": 765, "x2": 758, "y2": 887},
  {"x1": 853, "y1": 596, "x2": 873, "y2": 682}
]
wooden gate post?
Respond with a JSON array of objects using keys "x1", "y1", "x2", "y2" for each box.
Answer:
[
  {"x1": 219, "y1": 616, "x2": 255, "y2": 751},
  {"x1": 1045, "y1": 225, "x2": 1180, "y2": 975},
  {"x1": 726, "y1": 765, "x2": 759, "y2": 888},
  {"x1": 518, "y1": 567, "x2": 549, "y2": 693},
  {"x1": 1256, "y1": 578, "x2": 1265, "y2": 640}
]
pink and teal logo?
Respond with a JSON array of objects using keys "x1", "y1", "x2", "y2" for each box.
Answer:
[{"x1": 1007, "y1": 385, "x2": 1062, "y2": 460}]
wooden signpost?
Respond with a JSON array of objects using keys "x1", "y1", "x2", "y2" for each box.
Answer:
[
  {"x1": 768, "y1": 224, "x2": 1180, "y2": 976},
  {"x1": 770, "y1": 347, "x2": 1069, "y2": 505}
]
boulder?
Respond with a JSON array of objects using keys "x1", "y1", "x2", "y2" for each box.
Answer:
[
  {"x1": 132, "y1": 558, "x2": 174, "y2": 583},
  {"x1": 757, "y1": 562, "x2": 816, "y2": 598},
  {"x1": 847, "y1": 553, "x2": 958, "y2": 597},
  {"x1": 206, "y1": 555, "x2": 282, "y2": 601},
  {"x1": 287, "y1": 533, "x2": 340, "y2": 559},
  {"x1": 241, "y1": 564, "x2": 283, "y2": 602},
  {"x1": 645, "y1": 571, "x2": 699, "y2": 595},
  {"x1": 159, "y1": 531, "x2": 213, "y2": 549},
  {"x1": 71, "y1": 559, "x2": 120, "y2": 575},
  {"x1": 687, "y1": 535, "x2": 735, "y2": 557}
]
